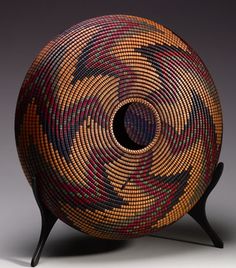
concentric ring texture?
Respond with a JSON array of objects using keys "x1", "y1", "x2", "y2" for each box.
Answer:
[{"x1": 15, "y1": 15, "x2": 223, "y2": 240}]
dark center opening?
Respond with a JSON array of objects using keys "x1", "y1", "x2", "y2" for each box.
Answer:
[{"x1": 112, "y1": 102, "x2": 157, "y2": 150}]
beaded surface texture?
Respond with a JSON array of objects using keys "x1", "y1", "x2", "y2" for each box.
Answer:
[{"x1": 15, "y1": 15, "x2": 223, "y2": 240}]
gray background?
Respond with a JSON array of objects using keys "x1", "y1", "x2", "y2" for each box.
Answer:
[{"x1": 0, "y1": 0, "x2": 235, "y2": 267}]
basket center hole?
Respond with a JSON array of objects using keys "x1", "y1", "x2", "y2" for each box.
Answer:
[{"x1": 112, "y1": 102, "x2": 157, "y2": 150}]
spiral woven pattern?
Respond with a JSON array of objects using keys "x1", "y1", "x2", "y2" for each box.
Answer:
[{"x1": 15, "y1": 15, "x2": 223, "y2": 240}]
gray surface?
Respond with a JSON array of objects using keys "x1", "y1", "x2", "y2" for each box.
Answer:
[{"x1": 0, "y1": 0, "x2": 236, "y2": 267}]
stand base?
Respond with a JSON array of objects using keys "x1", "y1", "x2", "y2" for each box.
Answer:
[
  {"x1": 31, "y1": 178, "x2": 57, "y2": 267},
  {"x1": 30, "y1": 162, "x2": 224, "y2": 266},
  {"x1": 188, "y1": 162, "x2": 224, "y2": 248}
]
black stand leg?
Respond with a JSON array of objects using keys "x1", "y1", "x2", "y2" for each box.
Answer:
[
  {"x1": 31, "y1": 177, "x2": 58, "y2": 267},
  {"x1": 149, "y1": 162, "x2": 224, "y2": 248},
  {"x1": 188, "y1": 162, "x2": 224, "y2": 248}
]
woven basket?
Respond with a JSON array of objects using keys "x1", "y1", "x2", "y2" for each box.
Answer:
[{"x1": 15, "y1": 15, "x2": 223, "y2": 240}]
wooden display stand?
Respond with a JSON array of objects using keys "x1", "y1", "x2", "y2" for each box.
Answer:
[{"x1": 30, "y1": 162, "x2": 224, "y2": 266}]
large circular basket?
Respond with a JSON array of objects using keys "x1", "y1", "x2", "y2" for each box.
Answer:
[{"x1": 15, "y1": 14, "x2": 223, "y2": 240}]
